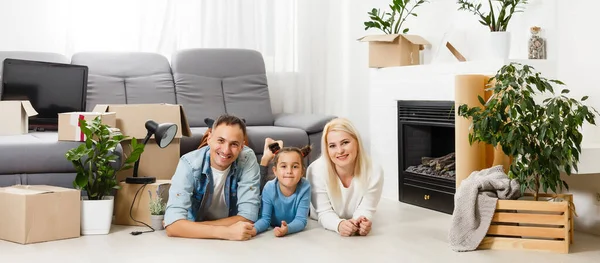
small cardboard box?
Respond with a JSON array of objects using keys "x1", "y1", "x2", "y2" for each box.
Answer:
[
  {"x1": 0, "y1": 100, "x2": 38, "y2": 136},
  {"x1": 57, "y1": 112, "x2": 117, "y2": 141},
  {"x1": 0, "y1": 185, "x2": 80, "y2": 244},
  {"x1": 92, "y1": 104, "x2": 191, "y2": 182},
  {"x1": 358, "y1": 34, "x2": 430, "y2": 68},
  {"x1": 114, "y1": 180, "x2": 171, "y2": 226}
]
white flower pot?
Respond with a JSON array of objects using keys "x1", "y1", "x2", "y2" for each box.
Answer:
[
  {"x1": 151, "y1": 215, "x2": 165, "y2": 231},
  {"x1": 490, "y1": 31, "x2": 511, "y2": 59},
  {"x1": 81, "y1": 196, "x2": 114, "y2": 235}
]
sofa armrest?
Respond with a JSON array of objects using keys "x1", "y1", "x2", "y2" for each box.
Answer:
[{"x1": 274, "y1": 113, "x2": 336, "y2": 134}]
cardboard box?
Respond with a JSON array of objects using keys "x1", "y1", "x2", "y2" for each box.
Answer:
[
  {"x1": 358, "y1": 34, "x2": 430, "y2": 68},
  {"x1": 92, "y1": 104, "x2": 191, "y2": 181},
  {"x1": 114, "y1": 180, "x2": 171, "y2": 226},
  {"x1": 0, "y1": 100, "x2": 38, "y2": 136},
  {"x1": 57, "y1": 112, "x2": 117, "y2": 141},
  {"x1": 0, "y1": 185, "x2": 80, "y2": 244}
]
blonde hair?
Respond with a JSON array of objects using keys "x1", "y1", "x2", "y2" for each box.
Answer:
[{"x1": 321, "y1": 118, "x2": 371, "y2": 201}]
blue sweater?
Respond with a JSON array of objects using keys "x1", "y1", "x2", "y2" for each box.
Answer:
[{"x1": 254, "y1": 177, "x2": 311, "y2": 235}]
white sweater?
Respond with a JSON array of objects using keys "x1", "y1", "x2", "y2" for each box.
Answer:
[{"x1": 306, "y1": 157, "x2": 384, "y2": 233}]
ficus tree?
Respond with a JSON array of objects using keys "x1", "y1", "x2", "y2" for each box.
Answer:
[{"x1": 458, "y1": 63, "x2": 598, "y2": 201}]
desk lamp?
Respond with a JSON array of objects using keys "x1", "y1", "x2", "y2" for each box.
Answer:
[{"x1": 125, "y1": 120, "x2": 178, "y2": 184}]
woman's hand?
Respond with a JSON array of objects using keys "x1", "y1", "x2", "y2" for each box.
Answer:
[
  {"x1": 356, "y1": 216, "x2": 372, "y2": 236},
  {"x1": 337, "y1": 219, "x2": 358, "y2": 237},
  {"x1": 260, "y1": 137, "x2": 283, "y2": 166},
  {"x1": 274, "y1": 221, "x2": 288, "y2": 237}
]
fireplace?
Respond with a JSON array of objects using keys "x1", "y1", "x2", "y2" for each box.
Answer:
[{"x1": 397, "y1": 100, "x2": 455, "y2": 214}]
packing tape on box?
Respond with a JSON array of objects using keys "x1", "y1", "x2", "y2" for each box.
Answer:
[{"x1": 70, "y1": 114, "x2": 85, "y2": 141}]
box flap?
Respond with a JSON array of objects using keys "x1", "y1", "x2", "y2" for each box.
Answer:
[
  {"x1": 178, "y1": 106, "x2": 192, "y2": 137},
  {"x1": 402, "y1": 34, "x2": 430, "y2": 45},
  {"x1": 357, "y1": 34, "x2": 401, "y2": 42},
  {"x1": 20, "y1": 101, "x2": 38, "y2": 117},
  {"x1": 92, "y1": 104, "x2": 110, "y2": 113}
]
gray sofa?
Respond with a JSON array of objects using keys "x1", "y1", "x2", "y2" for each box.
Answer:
[{"x1": 0, "y1": 49, "x2": 335, "y2": 188}]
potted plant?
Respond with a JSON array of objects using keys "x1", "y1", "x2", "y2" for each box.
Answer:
[
  {"x1": 457, "y1": 0, "x2": 529, "y2": 58},
  {"x1": 457, "y1": 63, "x2": 597, "y2": 252},
  {"x1": 364, "y1": 0, "x2": 429, "y2": 34},
  {"x1": 65, "y1": 116, "x2": 144, "y2": 235},
  {"x1": 359, "y1": 0, "x2": 431, "y2": 68},
  {"x1": 148, "y1": 188, "x2": 167, "y2": 230},
  {"x1": 458, "y1": 62, "x2": 597, "y2": 201}
]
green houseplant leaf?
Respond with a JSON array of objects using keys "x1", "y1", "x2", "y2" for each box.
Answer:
[
  {"x1": 65, "y1": 116, "x2": 145, "y2": 200},
  {"x1": 457, "y1": 62, "x2": 598, "y2": 200},
  {"x1": 457, "y1": 0, "x2": 529, "y2": 32},
  {"x1": 364, "y1": 0, "x2": 429, "y2": 34}
]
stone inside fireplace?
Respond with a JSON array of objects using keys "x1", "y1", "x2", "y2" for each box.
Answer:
[{"x1": 397, "y1": 100, "x2": 455, "y2": 214}]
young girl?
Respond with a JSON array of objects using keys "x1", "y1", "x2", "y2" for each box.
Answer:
[{"x1": 253, "y1": 138, "x2": 312, "y2": 237}]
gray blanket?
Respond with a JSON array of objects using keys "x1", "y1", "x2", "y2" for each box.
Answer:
[{"x1": 448, "y1": 165, "x2": 520, "y2": 252}]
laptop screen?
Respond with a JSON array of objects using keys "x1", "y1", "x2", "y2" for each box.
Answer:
[{"x1": 0, "y1": 59, "x2": 88, "y2": 130}]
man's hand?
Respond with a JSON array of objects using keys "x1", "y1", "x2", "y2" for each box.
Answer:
[
  {"x1": 274, "y1": 221, "x2": 288, "y2": 237},
  {"x1": 356, "y1": 216, "x2": 372, "y2": 236},
  {"x1": 261, "y1": 138, "x2": 283, "y2": 166},
  {"x1": 337, "y1": 219, "x2": 358, "y2": 237},
  {"x1": 225, "y1": 221, "x2": 255, "y2": 241}
]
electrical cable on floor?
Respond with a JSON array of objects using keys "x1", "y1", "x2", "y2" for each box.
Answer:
[{"x1": 129, "y1": 183, "x2": 155, "y2": 236}]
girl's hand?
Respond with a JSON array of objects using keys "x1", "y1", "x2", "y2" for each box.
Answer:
[
  {"x1": 274, "y1": 221, "x2": 288, "y2": 237},
  {"x1": 261, "y1": 138, "x2": 283, "y2": 166},
  {"x1": 337, "y1": 219, "x2": 358, "y2": 237},
  {"x1": 356, "y1": 216, "x2": 372, "y2": 236}
]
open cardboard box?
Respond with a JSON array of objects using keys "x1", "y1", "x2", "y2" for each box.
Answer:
[
  {"x1": 0, "y1": 100, "x2": 38, "y2": 136},
  {"x1": 358, "y1": 34, "x2": 430, "y2": 68}
]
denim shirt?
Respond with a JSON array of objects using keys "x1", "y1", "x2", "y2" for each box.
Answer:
[{"x1": 164, "y1": 145, "x2": 261, "y2": 227}]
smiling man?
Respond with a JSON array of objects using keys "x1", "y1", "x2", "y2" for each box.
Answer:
[{"x1": 164, "y1": 114, "x2": 261, "y2": 241}]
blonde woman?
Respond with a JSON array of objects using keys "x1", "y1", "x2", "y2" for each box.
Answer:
[{"x1": 306, "y1": 118, "x2": 384, "y2": 237}]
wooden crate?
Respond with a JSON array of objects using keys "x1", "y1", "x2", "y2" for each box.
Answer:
[{"x1": 477, "y1": 193, "x2": 573, "y2": 253}]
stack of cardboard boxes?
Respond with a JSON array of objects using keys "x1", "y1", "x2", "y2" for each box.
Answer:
[{"x1": 0, "y1": 103, "x2": 191, "y2": 244}]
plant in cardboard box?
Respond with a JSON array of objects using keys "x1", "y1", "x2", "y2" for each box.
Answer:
[
  {"x1": 364, "y1": 0, "x2": 429, "y2": 34},
  {"x1": 359, "y1": 0, "x2": 431, "y2": 68},
  {"x1": 148, "y1": 188, "x2": 167, "y2": 230},
  {"x1": 457, "y1": 0, "x2": 529, "y2": 58},
  {"x1": 65, "y1": 116, "x2": 144, "y2": 235},
  {"x1": 458, "y1": 62, "x2": 597, "y2": 201}
]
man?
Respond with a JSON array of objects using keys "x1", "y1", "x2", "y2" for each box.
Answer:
[{"x1": 164, "y1": 114, "x2": 260, "y2": 241}]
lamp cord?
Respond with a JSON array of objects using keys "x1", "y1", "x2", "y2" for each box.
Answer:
[{"x1": 129, "y1": 183, "x2": 155, "y2": 235}]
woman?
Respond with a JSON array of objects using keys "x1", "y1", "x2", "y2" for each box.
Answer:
[{"x1": 306, "y1": 118, "x2": 384, "y2": 237}]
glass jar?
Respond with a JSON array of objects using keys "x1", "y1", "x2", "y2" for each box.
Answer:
[{"x1": 528, "y1": 26, "x2": 546, "y2": 59}]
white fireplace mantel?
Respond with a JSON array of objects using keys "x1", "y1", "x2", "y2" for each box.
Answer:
[{"x1": 367, "y1": 59, "x2": 600, "y2": 201}]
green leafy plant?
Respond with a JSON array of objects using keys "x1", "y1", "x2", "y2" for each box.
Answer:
[
  {"x1": 458, "y1": 63, "x2": 598, "y2": 201},
  {"x1": 148, "y1": 188, "x2": 167, "y2": 215},
  {"x1": 364, "y1": 0, "x2": 429, "y2": 34},
  {"x1": 457, "y1": 0, "x2": 528, "y2": 31},
  {"x1": 65, "y1": 116, "x2": 144, "y2": 200}
]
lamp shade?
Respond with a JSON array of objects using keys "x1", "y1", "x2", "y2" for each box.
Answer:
[{"x1": 145, "y1": 120, "x2": 177, "y2": 148}]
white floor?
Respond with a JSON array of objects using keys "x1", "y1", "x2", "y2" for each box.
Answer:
[{"x1": 2, "y1": 199, "x2": 600, "y2": 263}]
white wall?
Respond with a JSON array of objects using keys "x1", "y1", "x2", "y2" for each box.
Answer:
[{"x1": 356, "y1": 0, "x2": 600, "y2": 236}]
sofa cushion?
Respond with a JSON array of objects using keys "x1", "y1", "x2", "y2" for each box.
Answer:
[
  {"x1": 71, "y1": 52, "x2": 176, "y2": 111},
  {"x1": 180, "y1": 127, "x2": 209, "y2": 156},
  {"x1": 0, "y1": 174, "x2": 21, "y2": 187},
  {"x1": 246, "y1": 126, "x2": 309, "y2": 155},
  {"x1": 0, "y1": 132, "x2": 123, "y2": 175},
  {"x1": 171, "y1": 48, "x2": 273, "y2": 127}
]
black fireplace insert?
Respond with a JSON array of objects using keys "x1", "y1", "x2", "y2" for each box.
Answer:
[{"x1": 397, "y1": 100, "x2": 455, "y2": 214}]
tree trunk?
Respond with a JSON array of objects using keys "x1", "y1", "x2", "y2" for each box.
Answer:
[{"x1": 534, "y1": 174, "x2": 540, "y2": 201}]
